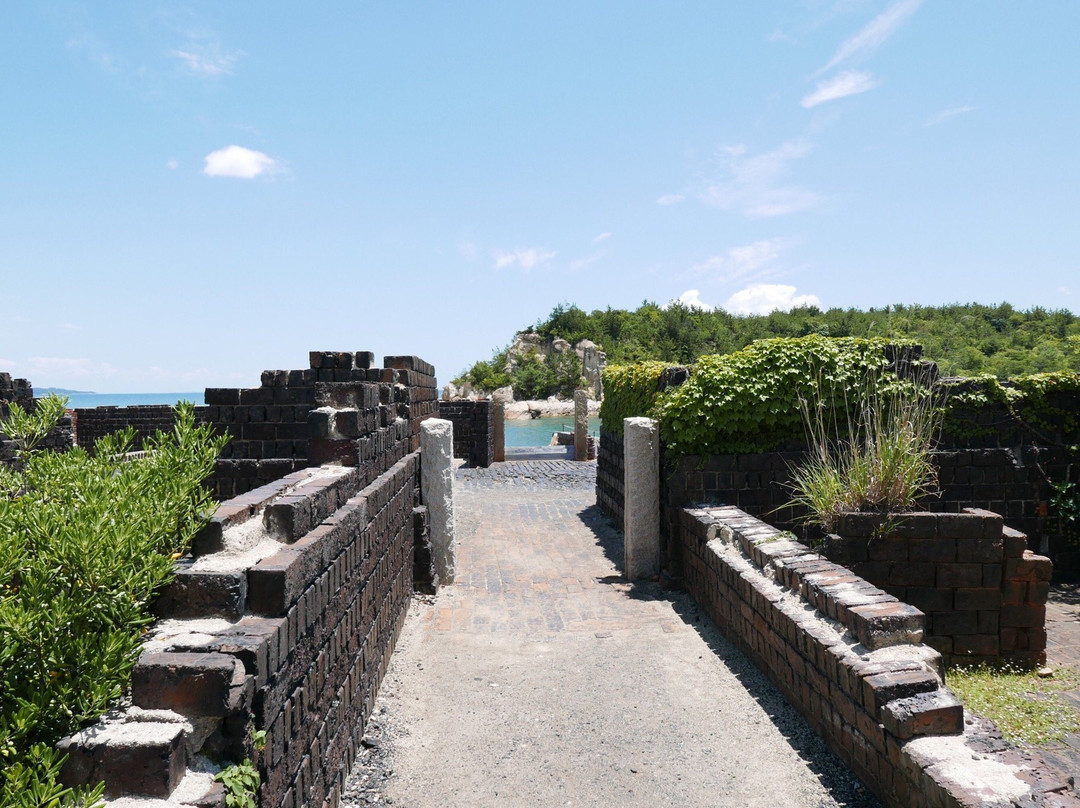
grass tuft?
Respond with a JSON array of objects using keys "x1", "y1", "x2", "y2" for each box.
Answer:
[{"x1": 947, "y1": 663, "x2": 1080, "y2": 746}]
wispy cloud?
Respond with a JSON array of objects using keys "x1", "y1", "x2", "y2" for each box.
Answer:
[
  {"x1": 698, "y1": 142, "x2": 820, "y2": 218},
  {"x1": 802, "y1": 70, "x2": 880, "y2": 108},
  {"x1": 167, "y1": 158, "x2": 179, "y2": 170},
  {"x1": 924, "y1": 104, "x2": 977, "y2": 127},
  {"x1": 458, "y1": 242, "x2": 478, "y2": 261},
  {"x1": 25, "y1": 356, "x2": 119, "y2": 380},
  {"x1": 818, "y1": 0, "x2": 923, "y2": 74},
  {"x1": 492, "y1": 248, "x2": 556, "y2": 271},
  {"x1": 173, "y1": 47, "x2": 243, "y2": 78},
  {"x1": 767, "y1": 29, "x2": 797, "y2": 44},
  {"x1": 592, "y1": 231, "x2": 612, "y2": 244},
  {"x1": 665, "y1": 290, "x2": 713, "y2": 311},
  {"x1": 656, "y1": 193, "x2": 685, "y2": 206},
  {"x1": 723, "y1": 284, "x2": 821, "y2": 315},
  {"x1": 692, "y1": 239, "x2": 786, "y2": 283},
  {"x1": 569, "y1": 252, "x2": 606, "y2": 272},
  {"x1": 203, "y1": 145, "x2": 279, "y2": 179}
]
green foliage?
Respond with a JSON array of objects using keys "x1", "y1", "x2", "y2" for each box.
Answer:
[
  {"x1": 1049, "y1": 480, "x2": 1080, "y2": 544},
  {"x1": 507, "y1": 301, "x2": 1080, "y2": 378},
  {"x1": 656, "y1": 336, "x2": 907, "y2": 456},
  {"x1": 599, "y1": 362, "x2": 678, "y2": 436},
  {"x1": 948, "y1": 663, "x2": 1080, "y2": 746},
  {"x1": 0, "y1": 402, "x2": 226, "y2": 807},
  {"x1": 215, "y1": 760, "x2": 260, "y2": 808},
  {"x1": 1, "y1": 394, "x2": 69, "y2": 457},
  {"x1": 787, "y1": 375, "x2": 942, "y2": 533},
  {"x1": 942, "y1": 370, "x2": 1080, "y2": 444},
  {"x1": 456, "y1": 353, "x2": 511, "y2": 392}
]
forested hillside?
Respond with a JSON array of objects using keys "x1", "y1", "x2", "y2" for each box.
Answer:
[{"x1": 459, "y1": 302, "x2": 1080, "y2": 391}]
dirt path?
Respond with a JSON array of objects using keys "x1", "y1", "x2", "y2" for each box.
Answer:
[{"x1": 342, "y1": 462, "x2": 879, "y2": 807}]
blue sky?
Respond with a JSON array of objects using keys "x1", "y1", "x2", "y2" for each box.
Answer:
[{"x1": 2, "y1": 2, "x2": 1078, "y2": 392}]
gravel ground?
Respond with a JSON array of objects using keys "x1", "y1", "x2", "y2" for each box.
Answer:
[{"x1": 341, "y1": 462, "x2": 880, "y2": 808}]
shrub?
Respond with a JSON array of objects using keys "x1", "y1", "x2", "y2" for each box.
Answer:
[
  {"x1": 786, "y1": 373, "x2": 942, "y2": 533},
  {"x1": 599, "y1": 361, "x2": 679, "y2": 436},
  {"x1": 0, "y1": 397, "x2": 226, "y2": 807},
  {"x1": 655, "y1": 336, "x2": 908, "y2": 456}
]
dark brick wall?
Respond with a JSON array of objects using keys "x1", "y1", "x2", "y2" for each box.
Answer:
[
  {"x1": 822, "y1": 511, "x2": 1051, "y2": 667},
  {"x1": 436, "y1": 400, "x2": 493, "y2": 467},
  {"x1": 595, "y1": 429, "x2": 624, "y2": 527},
  {"x1": 1, "y1": 374, "x2": 73, "y2": 464},
  {"x1": 677, "y1": 505, "x2": 1077, "y2": 808},
  {"x1": 73, "y1": 405, "x2": 193, "y2": 450}
]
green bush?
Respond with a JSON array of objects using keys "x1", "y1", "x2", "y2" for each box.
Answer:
[
  {"x1": 655, "y1": 336, "x2": 909, "y2": 456},
  {"x1": 599, "y1": 361, "x2": 679, "y2": 436},
  {"x1": 0, "y1": 397, "x2": 226, "y2": 807}
]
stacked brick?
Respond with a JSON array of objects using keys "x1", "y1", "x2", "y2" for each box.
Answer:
[
  {"x1": 824, "y1": 510, "x2": 1053, "y2": 667},
  {"x1": 1, "y1": 374, "x2": 73, "y2": 463},
  {"x1": 59, "y1": 453, "x2": 423, "y2": 807},
  {"x1": 436, "y1": 399, "x2": 494, "y2": 467},
  {"x1": 72, "y1": 405, "x2": 187, "y2": 450},
  {"x1": 677, "y1": 505, "x2": 1078, "y2": 808},
  {"x1": 595, "y1": 430, "x2": 624, "y2": 527}
]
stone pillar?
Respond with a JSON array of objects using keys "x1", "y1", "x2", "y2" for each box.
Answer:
[
  {"x1": 421, "y1": 419, "x2": 456, "y2": 583},
  {"x1": 623, "y1": 417, "x2": 659, "y2": 581},
  {"x1": 493, "y1": 401, "x2": 506, "y2": 463},
  {"x1": 574, "y1": 389, "x2": 588, "y2": 461}
]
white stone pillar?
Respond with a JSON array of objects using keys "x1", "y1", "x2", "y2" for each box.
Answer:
[
  {"x1": 493, "y1": 401, "x2": 506, "y2": 463},
  {"x1": 573, "y1": 389, "x2": 588, "y2": 462},
  {"x1": 421, "y1": 418, "x2": 456, "y2": 583},
  {"x1": 623, "y1": 417, "x2": 659, "y2": 581}
]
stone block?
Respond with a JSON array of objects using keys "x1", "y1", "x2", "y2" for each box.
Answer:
[
  {"x1": 862, "y1": 669, "x2": 940, "y2": 714},
  {"x1": 936, "y1": 563, "x2": 983, "y2": 588},
  {"x1": 153, "y1": 563, "x2": 247, "y2": 621},
  {"x1": 131, "y1": 652, "x2": 245, "y2": 717},
  {"x1": 623, "y1": 418, "x2": 660, "y2": 581},
  {"x1": 58, "y1": 720, "x2": 188, "y2": 798},
  {"x1": 421, "y1": 419, "x2": 456, "y2": 584},
  {"x1": 263, "y1": 495, "x2": 313, "y2": 542},
  {"x1": 880, "y1": 689, "x2": 963, "y2": 740},
  {"x1": 847, "y1": 601, "x2": 924, "y2": 650}
]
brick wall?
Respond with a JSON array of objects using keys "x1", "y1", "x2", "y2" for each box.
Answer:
[
  {"x1": 595, "y1": 429, "x2": 624, "y2": 528},
  {"x1": 677, "y1": 505, "x2": 1078, "y2": 808},
  {"x1": 823, "y1": 510, "x2": 1052, "y2": 667},
  {"x1": 56, "y1": 351, "x2": 438, "y2": 807},
  {"x1": 1, "y1": 374, "x2": 73, "y2": 463},
  {"x1": 436, "y1": 399, "x2": 493, "y2": 467},
  {"x1": 73, "y1": 405, "x2": 190, "y2": 450}
]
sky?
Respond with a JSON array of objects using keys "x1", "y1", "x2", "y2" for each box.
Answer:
[{"x1": 2, "y1": 2, "x2": 1078, "y2": 392}]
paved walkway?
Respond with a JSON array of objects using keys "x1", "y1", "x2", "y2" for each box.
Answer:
[
  {"x1": 344, "y1": 462, "x2": 879, "y2": 807},
  {"x1": 1043, "y1": 575, "x2": 1080, "y2": 777}
]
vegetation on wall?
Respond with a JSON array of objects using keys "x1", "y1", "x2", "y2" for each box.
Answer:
[
  {"x1": 598, "y1": 362, "x2": 679, "y2": 437},
  {"x1": 483, "y1": 301, "x2": 1080, "y2": 379},
  {"x1": 0, "y1": 398, "x2": 226, "y2": 807}
]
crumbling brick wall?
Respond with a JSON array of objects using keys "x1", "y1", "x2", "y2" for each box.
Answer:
[{"x1": 436, "y1": 399, "x2": 493, "y2": 467}]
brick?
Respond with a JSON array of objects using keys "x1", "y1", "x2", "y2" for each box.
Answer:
[
  {"x1": 959, "y1": 507, "x2": 1004, "y2": 538},
  {"x1": 153, "y1": 564, "x2": 247, "y2": 621},
  {"x1": 1004, "y1": 551, "x2": 1053, "y2": 582},
  {"x1": 58, "y1": 720, "x2": 188, "y2": 798},
  {"x1": 1002, "y1": 526, "x2": 1029, "y2": 557},
  {"x1": 908, "y1": 538, "x2": 956, "y2": 563},
  {"x1": 936, "y1": 563, "x2": 982, "y2": 588},
  {"x1": 867, "y1": 537, "x2": 909, "y2": 562},
  {"x1": 880, "y1": 689, "x2": 963, "y2": 739},
  {"x1": 1000, "y1": 604, "x2": 1046, "y2": 628},
  {"x1": 953, "y1": 588, "x2": 1001, "y2": 611},
  {"x1": 131, "y1": 652, "x2": 243, "y2": 717},
  {"x1": 862, "y1": 669, "x2": 940, "y2": 713},
  {"x1": 955, "y1": 537, "x2": 1004, "y2": 564},
  {"x1": 847, "y1": 601, "x2": 924, "y2": 650}
]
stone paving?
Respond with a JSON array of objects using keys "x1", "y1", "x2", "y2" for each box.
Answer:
[
  {"x1": 1043, "y1": 575, "x2": 1080, "y2": 777},
  {"x1": 346, "y1": 461, "x2": 880, "y2": 807}
]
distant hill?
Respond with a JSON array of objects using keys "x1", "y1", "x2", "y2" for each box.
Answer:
[
  {"x1": 36, "y1": 387, "x2": 96, "y2": 396},
  {"x1": 457, "y1": 302, "x2": 1080, "y2": 392}
]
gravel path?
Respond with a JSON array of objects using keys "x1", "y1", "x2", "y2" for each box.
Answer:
[{"x1": 342, "y1": 462, "x2": 879, "y2": 807}]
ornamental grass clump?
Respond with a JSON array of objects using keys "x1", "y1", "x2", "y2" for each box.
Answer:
[
  {"x1": 0, "y1": 397, "x2": 226, "y2": 807},
  {"x1": 787, "y1": 371, "x2": 943, "y2": 534}
]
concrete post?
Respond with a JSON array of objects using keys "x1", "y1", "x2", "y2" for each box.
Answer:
[
  {"x1": 573, "y1": 389, "x2": 588, "y2": 461},
  {"x1": 493, "y1": 401, "x2": 506, "y2": 463},
  {"x1": 421, "y1": 418, "x2": 456, "y2": 583},
  {"x1": 623, "y1": 417, "x2": 659, "y2": 581}
]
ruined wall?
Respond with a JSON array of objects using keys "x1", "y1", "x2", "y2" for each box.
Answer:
[
  {"x1": 73, "y1": 404, "x2": 190, "y2": 450},
  {"x1": 677, "y1": 505, "x2": 1078, "y2": 808},
  {"x1": 1, "y1": 374, "x2": 73, "y2": 463},
  {"x1": 436, "y1": 399, "x2": 493, "y2": 467},
  {"x1": 57, "y1": 352, "x2": 438, "y2": 808},
  {"x1": 595, "y1": 430, "x2": 624, "y2": 528}
]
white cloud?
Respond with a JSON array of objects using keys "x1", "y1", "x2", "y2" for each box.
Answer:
[
  {"x1": 569, "y1": 252, "x2": 606, "y2": 272},
  {"x1": 203, "y1": 145, "x2": 278, "y2": 179},
  {"x1": 25, "y1": 357, "x2": 119, "y2": 380},
  {"x1": 767, "y1": 29, "x2": 796, "y2": 44},
  {"x1": 665, "y1": 290, "x2": 713, "y2": 312},
  {"x1": 492, "y1": 248, "x2": 556, "y2": 271},
  {"x1": 924, "y1": 104, "x2": 977, "y2": 127},
  {"x1": 167, "y1": 158, "x2": 179, "y2": 170},
  {"x1": 656, "y1": 193, "x2": 685, "y2": 206},
  {"x1": 699, "y1": 141, "x2": 820, "y2": 218},
  {"x1": 692, "y1": 239, "x2": 785, "y2": 282},
  {"x1": 723, "y1": 284, "x2": 821, "y2": 315},
  {"x1": 172, "y1": 40, "x2": 244, "y2": 77},
  {"x1": 593, "y1": 231, "x2": 612, "y2": 243},
  {"x1": 802, "y1": 70, "x2": 880, "y2": 108},
  {"x1": 819, "y1": 0, "x2": 923, "y2": 74}
]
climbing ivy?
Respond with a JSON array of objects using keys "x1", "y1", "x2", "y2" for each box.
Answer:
[
  {"x1": 599, "y1": 361, "x2": 679, "y2": 436},
  {"x1": 654, "y1": 336, "x2": 914, "y2": 456},
  {"x1": 941, "y1": 371, "x2": 1080, "y2": 446}
]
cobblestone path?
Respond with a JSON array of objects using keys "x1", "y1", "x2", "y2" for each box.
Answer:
[
  {"x1": 1044, "y1": 576, "x2": 1080, "y2": 777},
  {"x1": 344, "y1": 462, "x2": 879, "y2": 807}
]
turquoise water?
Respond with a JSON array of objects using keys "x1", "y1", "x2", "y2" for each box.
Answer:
[
  {"x1": 504, "y1": 416, "x2": 599, "y2": 447},
  {"x1": 48, "y1": 392, "x2": 205, "y2": 409}
]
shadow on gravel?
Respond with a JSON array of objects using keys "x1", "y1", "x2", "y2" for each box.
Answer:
[
  {"x1": 575, "y1": 503, "x2": 882, "y2": 808},
  {"x1": 1051, "y1": 576, "x2": 1080, "y2": 606}
]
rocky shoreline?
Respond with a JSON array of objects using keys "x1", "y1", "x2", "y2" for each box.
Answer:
[{"x1": 503, "y1": 397, "x2": 600, "y2": 420}]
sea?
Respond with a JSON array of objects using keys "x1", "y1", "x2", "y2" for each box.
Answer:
[{"x1": 42, "y1": 392, "x2": 595, "y2": 448}]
